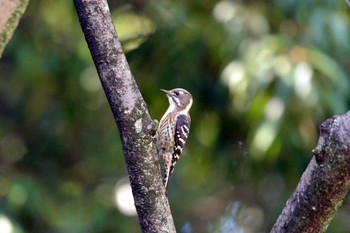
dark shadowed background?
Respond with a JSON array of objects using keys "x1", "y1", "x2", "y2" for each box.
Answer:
[{"x1": 1, "y1": 0, "x2": 350, "y2": 232}]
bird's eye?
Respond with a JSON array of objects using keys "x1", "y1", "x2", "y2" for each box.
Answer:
[{"x1": 174, "y1": 91, "x2": 179, "y2": 96}]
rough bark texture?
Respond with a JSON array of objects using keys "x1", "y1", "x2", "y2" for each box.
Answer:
[
  {"x1": 271, "y1": 111, "x2": 350, "y2": 233},
  {"x1": 0, "y1": 0, "x2": 29, "y2": 57},
  {"x1": 73, "y1": 1, "x2": 176, "y2": 232}
]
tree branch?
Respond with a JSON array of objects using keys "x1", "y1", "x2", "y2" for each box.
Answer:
[
  {"x1": 73, "y1": 0, "x2": 176, "y2": 232},
  {"x1": 271, "y1": 111, "x2": 350, "y2": 232},
  {"x1": 0, "y1": 0, "x2": 29, "y2": 57}
]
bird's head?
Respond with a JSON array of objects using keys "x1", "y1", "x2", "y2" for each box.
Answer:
[{"x1": 161, "y1": 88, "x2": 193, "y2": 112}]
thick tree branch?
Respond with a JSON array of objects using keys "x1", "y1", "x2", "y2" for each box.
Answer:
[
  {"x1": 73, "y1": 0, "x2": 176, "y2": 232},
  {"x1": 271, "y1": 111, "x2": 350, "y2": 232}
]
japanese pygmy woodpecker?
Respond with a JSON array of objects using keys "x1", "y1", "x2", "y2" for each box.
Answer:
[{"x1": 156, "y1": 88, "x2": 193, "y2": 190}]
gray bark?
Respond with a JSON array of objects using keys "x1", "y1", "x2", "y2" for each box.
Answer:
[
  {"x1": 271, "y1": 111, "x2": 350, "y2": 232},
  {"x1": 73, "y1": 0, "x2": 176, "y2": 232}
]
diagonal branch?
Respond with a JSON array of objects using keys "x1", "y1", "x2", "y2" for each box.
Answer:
[
  {"x1": 271, "y1": 111, "x2": 350, "y2": 233},
  {"x1": 0, "y1": 0, "x2": 29, "y2": 57},
  {"x1": 73, "y1": 0, "x2": 176, "y2": 232}
]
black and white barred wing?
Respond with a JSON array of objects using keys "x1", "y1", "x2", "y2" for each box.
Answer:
[{"x1": 170, "y1": 114, "x2": 191, "y2": 174}]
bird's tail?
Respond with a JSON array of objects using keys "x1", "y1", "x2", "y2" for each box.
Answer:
[{"x1": 164, "y1": 159, "x2": 179, "y2": 196}]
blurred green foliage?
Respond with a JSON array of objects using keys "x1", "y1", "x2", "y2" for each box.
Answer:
[{"x1": 1, "y1": 0, "x2": 350, "y2": 232}]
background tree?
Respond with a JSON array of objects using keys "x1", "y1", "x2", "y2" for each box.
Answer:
[{"x1": 1, "y1": 0, "x2": 350, "y2": 232}]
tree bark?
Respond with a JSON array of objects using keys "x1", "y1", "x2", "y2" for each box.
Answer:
[
  {"x1": 0, "y1": 0, "x2": 29, "y2": 57},
  {"x1": 271, "y1": 111, "x2": 350, "y2": 232},
  {"x1": 73, "y1": 1, "x2": 176, "y2": 232}
]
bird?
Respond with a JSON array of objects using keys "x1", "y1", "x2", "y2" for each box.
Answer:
[{"x1": 156, "y1": 88, "x2": 193, "y2": 191}]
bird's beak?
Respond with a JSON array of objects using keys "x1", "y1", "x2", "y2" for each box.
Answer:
[{"x1": 161, "y1": 89, "x2": 171, "y2": 96}]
